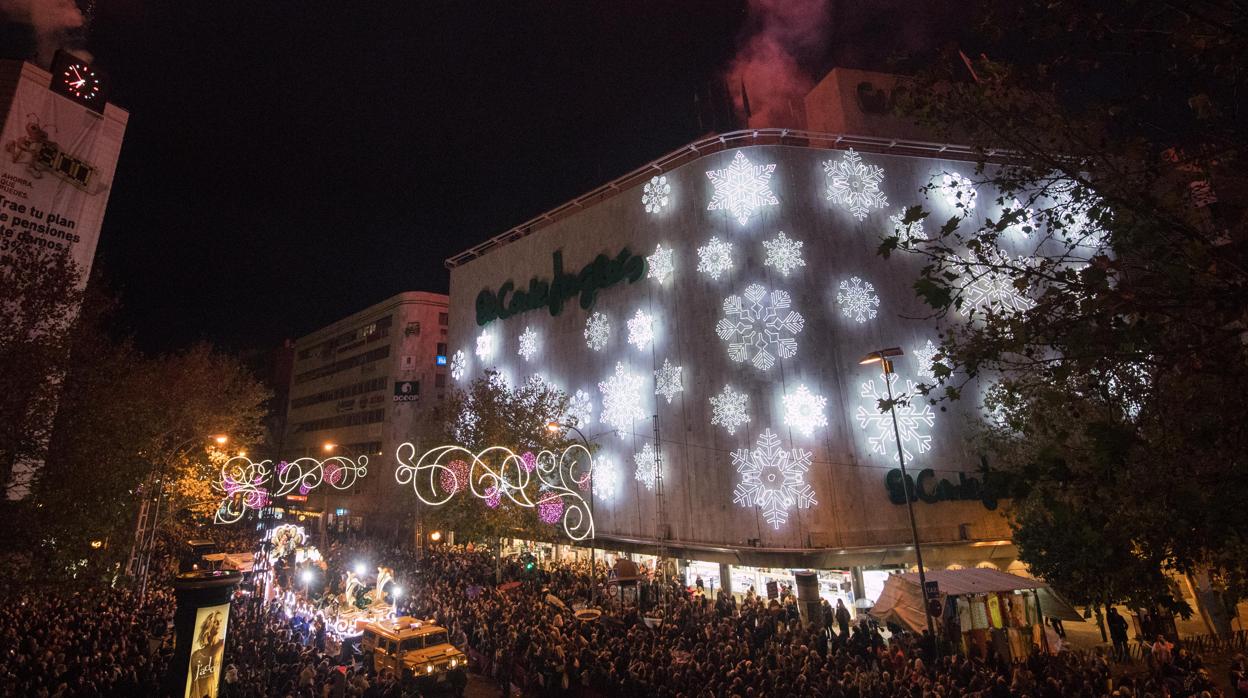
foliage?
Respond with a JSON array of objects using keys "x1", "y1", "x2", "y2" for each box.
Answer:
[{"x1": 885, "y1": 0, "x2": 1248, "y2": 608}]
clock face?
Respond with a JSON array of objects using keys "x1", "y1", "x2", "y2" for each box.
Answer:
[{"x1": 61, "y1": 64, "x2": 101, "y2": 101}]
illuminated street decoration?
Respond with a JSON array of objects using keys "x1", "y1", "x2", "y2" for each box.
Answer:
[
  {"x1": 1051, "y1": 188, "x2": 1108, "y2": 249},
  {"x1": 824, "y1": 148, "x2": 887, "y2": 220},
  {"x1": 633, "y1": 442, "x2": 658, "y2": 491},
  {"x1": 939, "y1": 172, "x2": 978, "y2": 211},
  {"x1": 521, "y1": 451, "x2": 537, "y2": 473},
  {"x1": 439, "y1": 459, "x2": 470, "y2": 494},
  {"x1": 710, "y1": 385, "x2": 751, "y2": 435},
  {"x1": 732, "y1": 428, "x2": 816, "y2": 529},
  {"x1": 1004, "y1": 197, "x2": 1036, "y2": 237},
  {"x1": 716, "y1": 283, "x2": 805, "y2": 370},
  {"x1": 646, "y1": 243, "x2": 674, "y2": 285},
  {"x1": 642, "y1": 175, "x2": 671, "y2": 213},
  {"x1": 475, "y1": 330, "x2": 495, "y2": 360},
  {"x1": 762, "y1": 231, "x2": 805, "y2": 276},
  {"x1": 653, "y1": 359, "x2": 683, "y2": 404},
  {"x1": 836, "y1": 276, "x2": 881, "y2": 323},
  {"x1": 782, "y1": 384, "x2": 828, "y2": 437},
  {"x1": 913, "y1": 339, "x2": 939, "y2": 382},
  {"x1": 450, "y1": 350, "x2": 467, "y2": 381},
  {"x1": 591, "y1": 456, "x2": 620, "y2": 501},
  {"x1": 856, "y1": 372, "x2": 935, "y2": 462},
  {"x1": 627, "y1": 309, "x2": 655, "y2": 350},
  {"x1": 598, "y1": 362, "x2": 646, "y2": 438},
  {"x1": 517, "y1": 327, "x2": 539, "y2": 361},
  {"x1": 696, "y1": 236, "x2": 734, "y2": 279},
  {"x1": 214, "y1": 454, "x2": 368, "y2": 525},
  {"x1": 960, "y1": 248, "x2": 1036, "y2": 315},
  {"x1": 889, "y1": 210, "x2": 927, "y2": 243},
  {"x1": 565, "y1": 389, "x2": 594, "y2": 427},
  {"x1": 706, "y1": 150, "x2": 779, "y2": 226},
  {"x1": 394, "y1": 443, "x2": 595, "y2": 541},
  {"x1": 584, "y1": 312, "x2": 611, "y2": 351}
]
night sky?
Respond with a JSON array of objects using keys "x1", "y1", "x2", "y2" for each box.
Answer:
[{"x1": 83, "y1": 1, "x2": 955, "y2": 355}]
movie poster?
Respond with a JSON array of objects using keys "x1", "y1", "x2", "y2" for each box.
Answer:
[{"x1": 184, "y1": 602, "x2": 230, "y2": 698}]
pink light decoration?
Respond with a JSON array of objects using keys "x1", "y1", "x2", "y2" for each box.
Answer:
[
  {"x1": 576, "y1": 471, "x2": 591, "y2": 492},
  {"x1": 326, "y1": 463, "x2": 342, "y2": 485},
  {"x1": 521, "y1": 451, "x2": 537, "y2": 473},
  {"x1": 538, "y1": 493, "x2": 563, "y2": 524},
  {"x1": 439, "y1": 459, "x2": 470, "y2": 494},
  {"x1": 299, "y1": 482, "x2": 311, "y2": 496},
  {"x1": 277, "y1": 461, "x2": 290, "y2": 474},
  {"x1": 484, "y1": 485, "x2": 501, "y2": 509}
]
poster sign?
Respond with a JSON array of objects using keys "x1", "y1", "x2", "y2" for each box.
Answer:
[
  {"x1": 393, "y1": 380, "x2": 420, "y2": 402},
  {"x1": 184, "y1": 602, "x2": 230, "y2": 698},
  {"x1": 923, "y1": 580, "x2": 940, "y2": 601}
]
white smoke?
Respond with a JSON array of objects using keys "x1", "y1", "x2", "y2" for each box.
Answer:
[
  {"x1": 0, "y1": 0, "x2": 89, "y2": 66},
  {"x1": 725, "y1": 0, "x2": 830, "y2": 129}
]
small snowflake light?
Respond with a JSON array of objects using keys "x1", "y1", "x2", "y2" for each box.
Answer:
[
  {"x1": 706, "y1": 150, "x2": 779, "y2": 226},
  {"x1": 450, "y1": 350, "x2": 467, "y2": 380},
  {"x1": 633, "y1": 442, "x2": 658, "y2": 491},
  {"x1": 1003, "y1": 197, "x2": 1036, "y2": 237},
  {"x1": 889, "y1": 211, "x2": 927, "y2": 243},
  {"x1": 591, "y1": 456, "x2": 620, "y2": 501},
  {"x1": 439, "y1": 459, "x2": 470, "y2": 495},
  {"x1": 782, "y1": 384, "x2": 828, "y2": 437},
  {"x1": 696, "y1": 236, "x2": 734, "y2": 280},
  {"x1": 824, "y1": 148, "x2": 888, "y2": 220},
  {"x1": 584, "y1": 312, "x2": 610, "y2": 351},
  {"x1": 538, "y1": 491, "x2": 564, "y2": 524},
  {"x1": 517, "y1": 326, "x2": 539, "y2": 361},
  {"x1": 627, "y1": 309, "x2": 655, "y2": 350},
  {"x1": 960, "y1": 248, "x2": 1035, "y2": 315},
  {"x1": 475, "y1": 330, "x2": 495, "y2": 360},
  {"x1": 857, "y1": 372, "x2": 935, "y2": 462},
  {"x1": 762, "y1": 231, "x2": 805, "y2": 276},
  {"x1": 732, "y1": 428, "x2": 816, "y2": 529},
  {"x1": 598, "y1": 362, "x2": 647, "y2": 438},
  {"x1": 716, "y1": 283, "x2": 805, "y2": 370},
  {"x1": 836, "y1": 276, "x2": 881, "y2": 323},
  {"x1": 647, "y1": 244, "x2": 674, "y2": 285},
  {"x1": 939, "y1": 172, "x2": 978, "y2": 211},
  {"x1": 565, "y1": 389, "x2": 594, "y2": 427},
  {"x1": 913, "y1": 339, "x2": 938, "y2": 382},
  {"x1": 642, "y1": 175, "x2": 671, "y2": 213},
  {"x1": 653, "y1": 359, "x2": 683, "y2": 404},
  {"x1": 710, "y1": 385, "x2": 751, "y2": 435}
]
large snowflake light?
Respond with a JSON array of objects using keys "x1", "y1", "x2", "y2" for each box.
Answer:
[
  {"x1": 762, "y1": 231, "x2": 805, "y2": 277},
  {"x1": 782, "y1": 384, "x2": 828, "y2": 437},
  {"x1": 716, "y1": 283, "x2": 805, "y2": 370},
  {"x1": 696, "y1": 236, "x2": 734, "y2": 280},
  {"x1": 938, "y1": 172, "x2": 978, "y2": 211},
  {"x1": 627, "y1": 309, "x2": 655, "y2": 350},
  {"x1": 653, "y1": 359, "x2": 683, "y2": 404},
  {"x1": 889, "y1": 210, "x2": 927, "y2": 243},
  {"x1": 475, "y1": 330, "x2": 495, "y2": 360},
  {"x1": 584, "y1": 312, "x2": 610, "y2": 351},
  {"x1": 565, "y1": 389, "x2": 594, "y2": 427},
  {"x1": 517, "y1": 326, "x2": 539, "y2": 361},
  {"x1": 913, "y1": 339, "x2": 938, "y2": 382},
  {"x1": 710, "y1": 385, "x2": 751, "y2": 435},
  {"x1": 647, "y1": 244, "x2": 674, "y2": 285},
  {"x1": 633, "y1": 442, "x2": 659, "y2": 491},
  {"x1": 856, "y1": 372, "x2": 935, "y2": 462},
  {"x1": 732, "y1": 428, "x2": 816, "y2": 529},
  {"x1": 836, "y1": 276, "x2": 881, "y2": 323},
  {"x1": 598, "y1": 362, "x2": 646, "y2": 438},
  {"x1": 450, "y1": 350, "x2": 467, "y2": 380},
  {"x1": 824, "y1": 148, "x2": 888, "y2": 220},
  {"x1": 591, "y1": 456, "x2": 620, "y2": 501},
  {"x1": 706, "y1": 150, "x2": 779, "y2": 226},
  {"x1": 642, "y1": 175, "x2": 671, "y2": 213},
  {"x1": 960, "y1": 248, "x2": 1036, "y2": 315}
]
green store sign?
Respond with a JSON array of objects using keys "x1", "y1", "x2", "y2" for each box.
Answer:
[
  {"x1": 475, "y1": 248, "x2": 646, "y2": 326},
  {"x1": 884, "y1": 458, "x2": 1016, "y2": 511}
]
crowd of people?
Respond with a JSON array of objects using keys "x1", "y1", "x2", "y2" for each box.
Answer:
[{"x1": 0, "y1": 530, "x2": 1238, "y2": 697}]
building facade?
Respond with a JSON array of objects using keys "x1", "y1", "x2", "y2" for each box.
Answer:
[{"x1": 283, "y1": 291, "x2": 449, "y2": 531}]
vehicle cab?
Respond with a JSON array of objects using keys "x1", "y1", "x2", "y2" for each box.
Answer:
[{"x1": 361, "y1": 616, "x2": 467, "y2": 691}]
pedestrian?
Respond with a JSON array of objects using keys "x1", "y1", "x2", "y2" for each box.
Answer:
[
  {"x1": 835, "y1": 598, "x2": 852, "y2": 638},
  {"x1": 1107, "y1": 607, "x2": 1129, "y2": 663}
]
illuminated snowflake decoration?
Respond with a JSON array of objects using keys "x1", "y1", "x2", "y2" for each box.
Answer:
[
  {"x1": 565, "y1": 389, "x2": 594, "y2": 427},
  {"x1": 598, "y1": 362, "x2": 646, "y2": 439},
  {"x1": 696, "y1": 236, "x2": 734, "y2": 280},
  {"x1": 836, "y1": 276, "x2": 881, "y2": 323},
  {"x1": 710, "y1": 385, "x2": 751, "y2": 435},
  {"x1": 856, "y1": 372, "x2": 935, "y2": 462},
  {"x1": 653, "y1": 359, "x2": 683, "y2": 404},
  {"x1": 1051, "y1": 187, "x2": 1109, "y2": 250},
  {"x1": 762, "y1": 231, "x2": 805, "y2": 277},
  {"x1": 889, "y1": 210, "x2": 927, "y2": 243},
  {"x1": 450, "y1": 350, "x2": 467, "y2": 381},
  {"x1": 1003, "y1": 197, "x2": 1036, "y2": 237},
  {"x1": 584, "y1": 312, "x2": 610, "y2": 351},
  {"x1": 938, "y1": 172, "x2": 978, "y2": 211},
  {"x1": 959, "y1": 248, "x2": 1036, "y2": 315},
  {"x1": 591, "y1": 456, "x2": 620, "y2": 501},
  {"x1": 627, "y1": 309, "x2": 655, "y2": 350},
  {"x1": 824, "y1": 148, "x2": 888, "y2": 220},
  {"x1": 517, "y1": 326, "x2": 539, "y2": 361},
  {"x1": 475, "y1": 330, "x2": 495, "y2": 360},
  {"x1": 732, "y1": 428, "x2": 816, "y2": 529},
  {"x1": 633, "y1": 442, "x2": 658, "y2": 491},
  {"x1": 913, "y1": 339, "x2": 939, "y2": 382},
  {"x1": 488, "y1": 370, "x2": 512, "y2": 390},
  {"x1": 706, "y1": 150, "x2": 779, "y2": 226},
  {"x1": 716, "y1": 283, "x2": 805, "y2": 371},
  {"x1": 782, "y1": 384, "x2": 828, "y2": 438},
  {"x1": 646, "y1": 243, "x2": 674, "y2": 285},
  {"x1": 642, "y1": 175, "x2": 671, "y2": 213}
]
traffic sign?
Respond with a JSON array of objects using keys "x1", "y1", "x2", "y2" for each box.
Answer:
[{"x1": 923, "y1": 580, "x2": 940, "y2": 600}]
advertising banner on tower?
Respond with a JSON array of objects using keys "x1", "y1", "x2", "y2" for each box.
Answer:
[{"x1": 184, "y1": 602, "x2": 230, "y2": 698}]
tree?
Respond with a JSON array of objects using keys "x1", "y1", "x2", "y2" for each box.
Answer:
[{"x1": 884, "y1": 0, "x2": 1248, "y2": 613}]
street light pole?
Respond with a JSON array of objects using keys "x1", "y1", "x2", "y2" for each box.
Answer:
[
  {"x1": 860, "y1": 347, "x2": 938, "y2": 655},
  {"x1": 546, "y1": 421, "x2": 597, "y2": 606}
]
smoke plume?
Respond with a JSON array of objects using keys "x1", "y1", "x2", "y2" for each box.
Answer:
[
  {"x1": 0, "y1": 0, "x2": 89, "y2": 66},
  {"x1": 725, "y1": 0, "x2": 830, "y2": 129}
]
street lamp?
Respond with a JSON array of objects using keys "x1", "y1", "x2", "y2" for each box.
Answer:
[
  {"x1": 546, "y1": 420, "x2": 599, "y2": 606},
  {"x1": 354, "y1": 562, "x2": 367, "y2": 576},
  {"x1": 301, "y1": 569, "x2": 314, "y2": 598},
  {"x1": 859, "y1": 347, "x2": 938, "y2": 654},
  {"x1": 392, "y1": 586, "x2": 403, "y2": 616}
]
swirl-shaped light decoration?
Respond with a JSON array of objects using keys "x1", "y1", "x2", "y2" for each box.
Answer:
[
  {"x1": 214, "y1": 454, "x2": 369, "y2": 524},
  {"x1": 394, "y1": 443, "x2": 595, "y2": 541}
]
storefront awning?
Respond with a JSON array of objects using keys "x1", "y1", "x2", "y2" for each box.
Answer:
[{"x1": 869, "y1": 569, "x2": 1083, "y2": 631}]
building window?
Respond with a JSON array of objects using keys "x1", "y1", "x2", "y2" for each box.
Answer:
[
  {"x1": 405, "y1": 322, "x2": 421, "y2": 336},
  {"x1": 435, "y1": 373, "x2": 446, "y2": 388},
  {"x1": 438, "y1": 312, "x2": 449, "y2": 326}
]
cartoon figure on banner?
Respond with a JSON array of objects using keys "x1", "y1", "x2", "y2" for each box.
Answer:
[{"x1": 4, "y1": 115, "x2": 101, "y2": 192}]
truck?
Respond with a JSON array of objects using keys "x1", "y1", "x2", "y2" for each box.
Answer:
[{"x1": 360, "y1": 616, "x2": 468, "y2": 693}]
